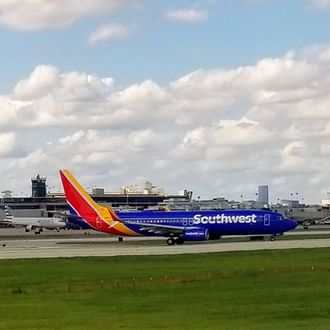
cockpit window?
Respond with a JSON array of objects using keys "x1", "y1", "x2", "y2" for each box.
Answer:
[{"x1": 277, "y1": 215, "x2": 283, "y2": 220}]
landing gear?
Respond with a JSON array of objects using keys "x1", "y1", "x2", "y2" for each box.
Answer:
[
  {"x1": 270, "y1": 234, "x2": 276, "y2": 241},
  {"x1": 167, "y1": 238, "x2": 175, "y2": 246},
  {"x1": 166, "y1": 237, "x2": 184, "y2": 245},
  {"x1": 175, "y1": 237, "x2": 184, "y2": 245}
]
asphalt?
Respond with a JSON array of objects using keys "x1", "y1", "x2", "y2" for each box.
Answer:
[{"x1": 0, "y1": 227, "x2": 330, "y2": 259}]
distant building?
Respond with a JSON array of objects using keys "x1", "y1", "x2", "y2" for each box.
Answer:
[
  {"x1": 2, "y1": 190, "x2": 12, "y2": 198},
  {"x1": 92, "y1": 188, "x2": 105, "y2": 197},
  {"x1": 31, "y1": 174, "x2": 47, "y2": 198},
  {"x1": 281, "y1": 199, "x2": 300, "y2": 208},
  {"x1": 321, "y1": 200, "x2": 330, "y2": 207},
  {"x1": 257, "y1": 185, "x2": 269, "y2": 204}
]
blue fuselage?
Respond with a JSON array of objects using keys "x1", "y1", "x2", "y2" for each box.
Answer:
[{"x1": 67, "y1": 207, "x2": 297, "y2": 238}]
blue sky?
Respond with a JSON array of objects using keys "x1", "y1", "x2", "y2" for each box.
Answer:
[
  {"x1": 2, "y1": 0, "x2": 330, "y2": 202},
  {"x1": 1, "y1": 0, "x2": 330, "y2": 91}
]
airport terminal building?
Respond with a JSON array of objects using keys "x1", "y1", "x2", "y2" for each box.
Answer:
[
  {"x1": 1, "y1": 176, "x2": 330, "y2": 226},
  {"x1": 0, "y1": 175, "x2": 192, "y2": 218}
]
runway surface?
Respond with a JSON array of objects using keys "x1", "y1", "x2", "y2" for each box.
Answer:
[{"x1": 0, "y1": 227, "x2": 330, "y2": 259}]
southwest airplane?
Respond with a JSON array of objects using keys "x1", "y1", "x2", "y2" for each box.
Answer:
[{"x1": 59, "y1": 170, "x2": 297, "y2": 245}]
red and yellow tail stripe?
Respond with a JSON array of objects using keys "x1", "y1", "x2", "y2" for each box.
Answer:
[{"x1": 59, "y1": 170, "x2": 138, "y2": 236}]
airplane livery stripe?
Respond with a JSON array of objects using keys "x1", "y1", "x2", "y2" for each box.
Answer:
[
  {"x1": 61, "y1": 171, "x2": 122, "y2": 234},
  {"x1": 60, "y1": 170, "x2": 139, "y2": 236},
  {"x1": 61, "y1": 170, "x2": 101, "y2": 213},
  {"x1": 66, "y1": 200, "x2": 101, "y2": 232},
  {"x1": 62, "y1": 170, "x2": 139, "y2": 235},
  {"x1": 112, "y1": 222, "x2": 141, "y2": 236},
  {"x1": 60, "y1": 171, "x2": 100, "y2": 223}
]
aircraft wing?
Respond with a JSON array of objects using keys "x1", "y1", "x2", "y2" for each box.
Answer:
[
  {"x1": 123, "y1": 221, "x2": 192, "y2": 235},
  {"x1": 48, "y1": 211, "x2": 82, "y2": 219}
]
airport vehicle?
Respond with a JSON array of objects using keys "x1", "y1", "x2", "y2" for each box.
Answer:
[
  {"x1": 2, "y1": 206, "x2": 66, "y2": 234},
  {"x1": 59, "y1": 170, "x2": 297, "y2": 245}
]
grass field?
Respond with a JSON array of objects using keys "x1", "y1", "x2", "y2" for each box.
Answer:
[{"x1": 1, "y1": 249, "x2": 330, "y2": 330}]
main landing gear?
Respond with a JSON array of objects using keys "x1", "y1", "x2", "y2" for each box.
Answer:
[
  {"x1": 270, "y1": 233, "x2": 283, "y2": 241},
  {"x1": 166, "y1": 237, "x2": 184, "y2": 245}
]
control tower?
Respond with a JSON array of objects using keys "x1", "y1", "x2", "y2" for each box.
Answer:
[{"x1": 31, "y1": 174, "x2": 47, "y2": 197}]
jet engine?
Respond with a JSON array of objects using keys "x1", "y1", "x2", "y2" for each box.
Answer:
[
  {"x1": 25, "y1": 225, "x2": 34, "y2": 232},
  {"x1": 183, "y1": 228, "x2": 209, "y2": 241}
]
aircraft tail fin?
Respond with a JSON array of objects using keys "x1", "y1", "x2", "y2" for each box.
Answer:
[
  {"x1": 4, "y1": 205, "x2": 14, "y2": 221},
  {"x1": 59, "y1": 170, "x2": 119, "y2": 229}
]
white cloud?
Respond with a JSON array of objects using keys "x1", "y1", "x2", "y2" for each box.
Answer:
[
  {"x1": 166, "y1": 8, "x2": 208, "y2": 23},
  {"x1": 280, "y1": 141, "x2": 308, "y2": 172},
  {"x1": 310, "y1": 0, "x2": 330, "y2": 9},
  {"x1": 14, "y1": 65, "x2": 59, "y2": 100},
  {"x1": 129, "y1": 129, "x2": 162, "y2": 151},
  {"x1": 0, "y1": 0, "x2": 136, "y2": 30},
  {"x1": 0, "y1": 132, "x2": 16, "y2": 156},
  {"x1": 88, "y1": 24, "x2": 133, "y2": 45},
  {"x1": 253, "y1": 0, "x2": 330, "y2": 10},
  {"x1": 3, "y1": 46, "x2": 330, "y2": 201}
]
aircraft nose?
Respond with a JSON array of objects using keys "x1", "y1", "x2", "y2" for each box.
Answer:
[{"x1": 286, "y1": 219, "x2": 298, "y2": 231}]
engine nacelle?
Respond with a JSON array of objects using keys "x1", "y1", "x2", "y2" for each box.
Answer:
[
  {"x1": 183, "y1": 228, "x2": 209, "y2": 241},
  {"x1": 25, "y1": 225, "x2": 33, "y2": 232}
]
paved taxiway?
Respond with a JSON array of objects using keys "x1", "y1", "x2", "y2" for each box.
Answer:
[{"x1": 0, "y1": 227, "x2": 330, "y2": 259}]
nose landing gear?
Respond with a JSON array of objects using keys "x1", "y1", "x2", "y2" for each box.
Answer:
[{"x1": 270, "y1": 233, "x2": 282, "y2": 241}]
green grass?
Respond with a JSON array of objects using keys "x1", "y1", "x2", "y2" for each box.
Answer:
[{"x1": 1, "y1": 249, "x2": 330, "y2": 329}]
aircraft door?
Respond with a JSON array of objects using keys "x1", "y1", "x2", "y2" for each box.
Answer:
[
  {"x1": 264, "y1": 214, "x2": 270, "y2": 226},
  {"x1": 182, "y1": 218, "x2": 188, "y2": 226}
]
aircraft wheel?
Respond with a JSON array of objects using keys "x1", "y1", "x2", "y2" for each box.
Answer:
[
  {"x1": 175, "y1": 237, "x2": 184, "y2": 245},
  {"x1": 166, "y1": 238, "x2": 175, "y2": 246},
  {"x1": 270, "y1": 235, "x2": 275, "y2": 241}
]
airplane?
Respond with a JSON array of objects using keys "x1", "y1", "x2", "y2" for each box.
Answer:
[
  {"x1": 59, "y1": 169, "x2": 297, "y2": 245},
  {"x1": 2, "y1": 206, "x2": 67, "y2": 234}
]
